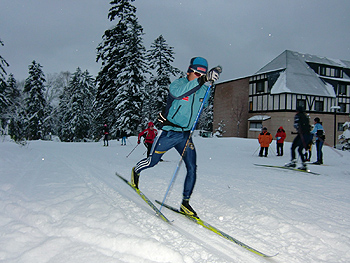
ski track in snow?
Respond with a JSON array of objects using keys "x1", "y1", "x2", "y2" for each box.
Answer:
[{"x1": 1, "y1": 136, "x2": 350, "y2": 262}]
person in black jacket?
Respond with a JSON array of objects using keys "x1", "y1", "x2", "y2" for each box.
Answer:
[
  {"x1": 285, "y1": 106, "x2": 312, "y2": 170},
  {"x1": 102, "y1": 124, "x2": 109, "y2": 146}
]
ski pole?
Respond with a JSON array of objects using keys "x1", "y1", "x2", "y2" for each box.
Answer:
[
  {"x1": 159, "y1": 66, "x2": 222, "y2": 211},
  {"x1": 252, "y1": 146, "x2": 260, "y2": 156},
  {"x1": 126, "y1": 143, "x2": 139, "y2": 158}
]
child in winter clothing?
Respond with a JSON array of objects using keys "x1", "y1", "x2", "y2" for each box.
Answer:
[
  {"x1": 258, "y1": 127, "x2": 273, "y2": 157},
  {"x1": 311, "y1": 117, "x2": 325, "y2": 164},
  {"x1": 275, "y1": 126, "x2": 286, "y2": 156},
  {"x1": 137, "y1": 122, "x2": 158, "y2": 157}
]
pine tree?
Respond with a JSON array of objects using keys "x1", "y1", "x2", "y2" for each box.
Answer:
[
  {"x1": 197, "y1": 87, "x2": 215, "y2": 132},
  {"x1": 95, "y1": 0, "x2": 148, "y2": 135},
  {"x1": 58, "y1": 68, "x2": 96, "y2": 142},
  {"x1": 0, "y1": 39, "x2": 10, "y2": 129},
  {"x1": 145, "y1": 35, "x2": 182, "y2": 124},
  {"x1": 23, "y1": 61, "x2": 47, "y2": 140},
  {"x1": 6, "y1": 74, "x2": 26, "y2": 141}
]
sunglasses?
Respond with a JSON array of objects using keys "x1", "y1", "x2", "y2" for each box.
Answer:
[{"x1": 190, "y1": 68, "x2": 204, "y2": 77}]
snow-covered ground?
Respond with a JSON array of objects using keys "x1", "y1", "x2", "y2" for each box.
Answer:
[{"x1": 1, "y1": 134, "x2": 349, "y2": 263}]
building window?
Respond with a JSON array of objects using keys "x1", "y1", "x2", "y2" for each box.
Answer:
[
  {"x1": 249, "y1": 101, "x2": 253, "y2": 111},
  {"x1": 338, "y1": 84, "x2": 347, "y2": 95},
  {"x1": 256, "y1": 81, "x2": 265, "y2": 93},
  {"x1": 249, "y1": 122, "x2": 262, "y2": 130},
  {"x1": 339, "y1": 103, "x2": 346, "y2": 113},
  {"x1": 319, "y1": 66, "x2": 341, "y2": 78},
  {"x1": 338, "y1": 122, "x2": 345, "y2": 132},
  {"x1": 315, "y1": 101, "x2": 324, "y2": 112},
  {"x1": 297, "y1": 99, "x2": 306, "y2": 110}
]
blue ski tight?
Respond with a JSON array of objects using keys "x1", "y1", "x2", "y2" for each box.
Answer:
[{"x1": 134, "y1": 130, "x2": 197, "y2": 199}]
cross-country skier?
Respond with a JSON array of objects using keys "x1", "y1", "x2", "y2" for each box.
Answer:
[
  {"x1": 285, "y1": 106, "x2": 312, "y2": 170},
  {"x1": 138, "y1": 122, "x2": 158, "y2": 157},
  {"x1": 131, "y1": 57, "x2": 220, "y2": 217}
]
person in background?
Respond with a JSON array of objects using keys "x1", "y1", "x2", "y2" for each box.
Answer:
[
  {"x1": 102, "y1": 124, "x2": 109, "y2": 146},
  {"x1": 275, "y1": 126, "x2": 286, "y2": 156},
  {"x1": 121, "y1": 130, "x2": 127, "y2": 146},
  {"x1": 116, "y1": 128, "x2": 121, "y2": 142},
  {"x1": 311, "y1": 117, "x2": 325, "y2": 165},
  {"x1": 138, "y1": 122, "x2": 158, "y2": 157},
  {"x1": 131, "y1": 57, "x2": 221, "y2": 217},
  {"x1": 258, "y1": 127, "x2": 273, "y2": 157},
  {"x1": 285, "y1": 106, "x2": 312, "y2": 170}
]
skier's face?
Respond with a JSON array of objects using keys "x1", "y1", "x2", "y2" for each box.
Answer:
[{"x1": 187, "y1": 69, "x2": 204, "y2": 81}]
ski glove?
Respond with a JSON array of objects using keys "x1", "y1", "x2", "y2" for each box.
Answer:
[{"x1": 198, "y1": 67, "x2": 220, "y2": 85}]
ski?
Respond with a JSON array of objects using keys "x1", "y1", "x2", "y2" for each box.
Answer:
[
  {"x1": 116, "y1": 173, "x2": 171, "y2": 223},
  {"x1": 155, "y1": 200, "x2": 277, "y2": 258},
  {"x1": 254, "y1": 163, "x2": 320, "y2": 175}
]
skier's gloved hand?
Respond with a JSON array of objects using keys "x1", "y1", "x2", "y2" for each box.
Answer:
[
  {"x1": 137, "y1": 140, "x2": 140, "y2": 144},
  {"x1": 198, "y1": 67, "x2": 221, "y2": 85},
  {"x1": 206, "y1": 67, "x2": 220, "y2": 82}
]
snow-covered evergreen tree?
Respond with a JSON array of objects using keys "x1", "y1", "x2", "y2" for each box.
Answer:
[
  {"x1": 46, "y1": 71, "x2": 71, "y2": 137},
  {"x1": 0, "y1": 39, "x2": 10, "y2": 132},
  {"x1": 145, "y1": 35, "x2": 182, "y2": 124},
  {"x1": 95, "y1": 0, "x2": 148, "y2": 135},
  {"x1": 58, "y1": 68, "x2": 96, "y2": 142},
  {"x1": 23, "y1": 61, "x2": 47, "y2": 140},
  {"x1": 4, "y1": 74, "x2": 25, "y2": 139},
  {"x1": 197, "y1": 87, "x2": 215, "y2": 132}
]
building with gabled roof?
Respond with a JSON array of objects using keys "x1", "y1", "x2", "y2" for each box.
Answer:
[{"x1": 213, "y1": 50, "x2": 350, "y2": 147}]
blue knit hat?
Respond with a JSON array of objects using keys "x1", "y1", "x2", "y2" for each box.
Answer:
[{"x1": 188, "y1": 57, "x2": 208, "y2": 74}]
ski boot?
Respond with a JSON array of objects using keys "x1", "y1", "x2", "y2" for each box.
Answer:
[
  {"x1": 298, "y1": 162, "x2": 307, "y2": 171},
  {"x1": 131, "y1": 167, "x2": 140, "y2": 189},
  {"x1": 180, "y1": 199, "x2": 198, "y2": 218},
  {"x1": 285, "y1": 159, "x2": 297, "y2": 168}
]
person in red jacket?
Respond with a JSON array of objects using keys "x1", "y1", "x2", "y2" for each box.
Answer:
[
  {"x1": 258, "y1": 127, "x2": 273, "y2": 157},
  {"x1": 275, "y1": 126, "x2": 287, "y2": 156},
  {"x1": 138, "y1": 122, "x2": 158, "y2": 157}
]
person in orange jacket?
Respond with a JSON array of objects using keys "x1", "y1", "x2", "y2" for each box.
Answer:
[
  {"x1": 275, "y1": 126, "x2": 287, "y2": 156},
  {"x1": 138, "y1": 122, "x2": 158, "y2": 157},
  {"x1": 258, "y1": 127, "x2": 273, "y2": 157}
]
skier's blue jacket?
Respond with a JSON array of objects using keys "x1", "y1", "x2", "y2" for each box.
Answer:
[{"x1": 162, "y1": 77, "x2": 210, "y2": 132}]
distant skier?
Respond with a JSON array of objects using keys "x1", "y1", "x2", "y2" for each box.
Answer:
[
  {"x1": 121, "y1": 130, "x2": 127, "y2": 145},
  {"x1": 138, "y1": 122, "x2": 158, "y2": 157},
  {"x1": 258, "y1": 127, "x2": 273, "y2": 157},
  {"x1": 285, "y1": 106, "x2": 312, "y2": 170},
  {"x1": 311, "y1": 117, "x2": 325, "y2": 164},
  {"x1": 116, "y1": 128, "x2": 121, "y2": 141},
  {"x1": 275, "y1": 126, "x2": 286, "y2": 156},
  {"x1": 102, "y1": 124, "x2": 109, "y2": 146}
]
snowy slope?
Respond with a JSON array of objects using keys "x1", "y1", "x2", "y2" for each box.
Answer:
[{"x1": 1, "y1": 135, "x2": 350, "y2": 263}]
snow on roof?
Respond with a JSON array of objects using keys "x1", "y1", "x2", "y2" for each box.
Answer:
[
  {"x1": 248, "y1": 115, "x2": 271, "y2": 121},
  {"x1": 255, "y1": 50, "x2": 348, "y2": 98}
]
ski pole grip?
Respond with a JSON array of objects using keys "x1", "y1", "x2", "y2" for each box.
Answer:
[{"x1": 215, "y1": 65, "x2": 223, "y2": 74}]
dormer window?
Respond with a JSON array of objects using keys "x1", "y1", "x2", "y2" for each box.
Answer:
[{"x1": 319, "y1": 66, "x2": 342, "y2": 78}]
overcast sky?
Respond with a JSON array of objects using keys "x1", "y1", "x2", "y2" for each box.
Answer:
[{"x1": 1, "y1": 0, "x2": 350, "y2": 83}]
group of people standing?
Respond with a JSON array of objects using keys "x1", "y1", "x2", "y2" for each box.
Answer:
[
  {"x1": 258, "y1": 126, "x2": 286, "y2": 157},
  {"x1": 101, "y1": 125, "x2": 128, "y2": 146},
  {"x1": 257, "y1": 106, "x2": 325, "y2": 170}
]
